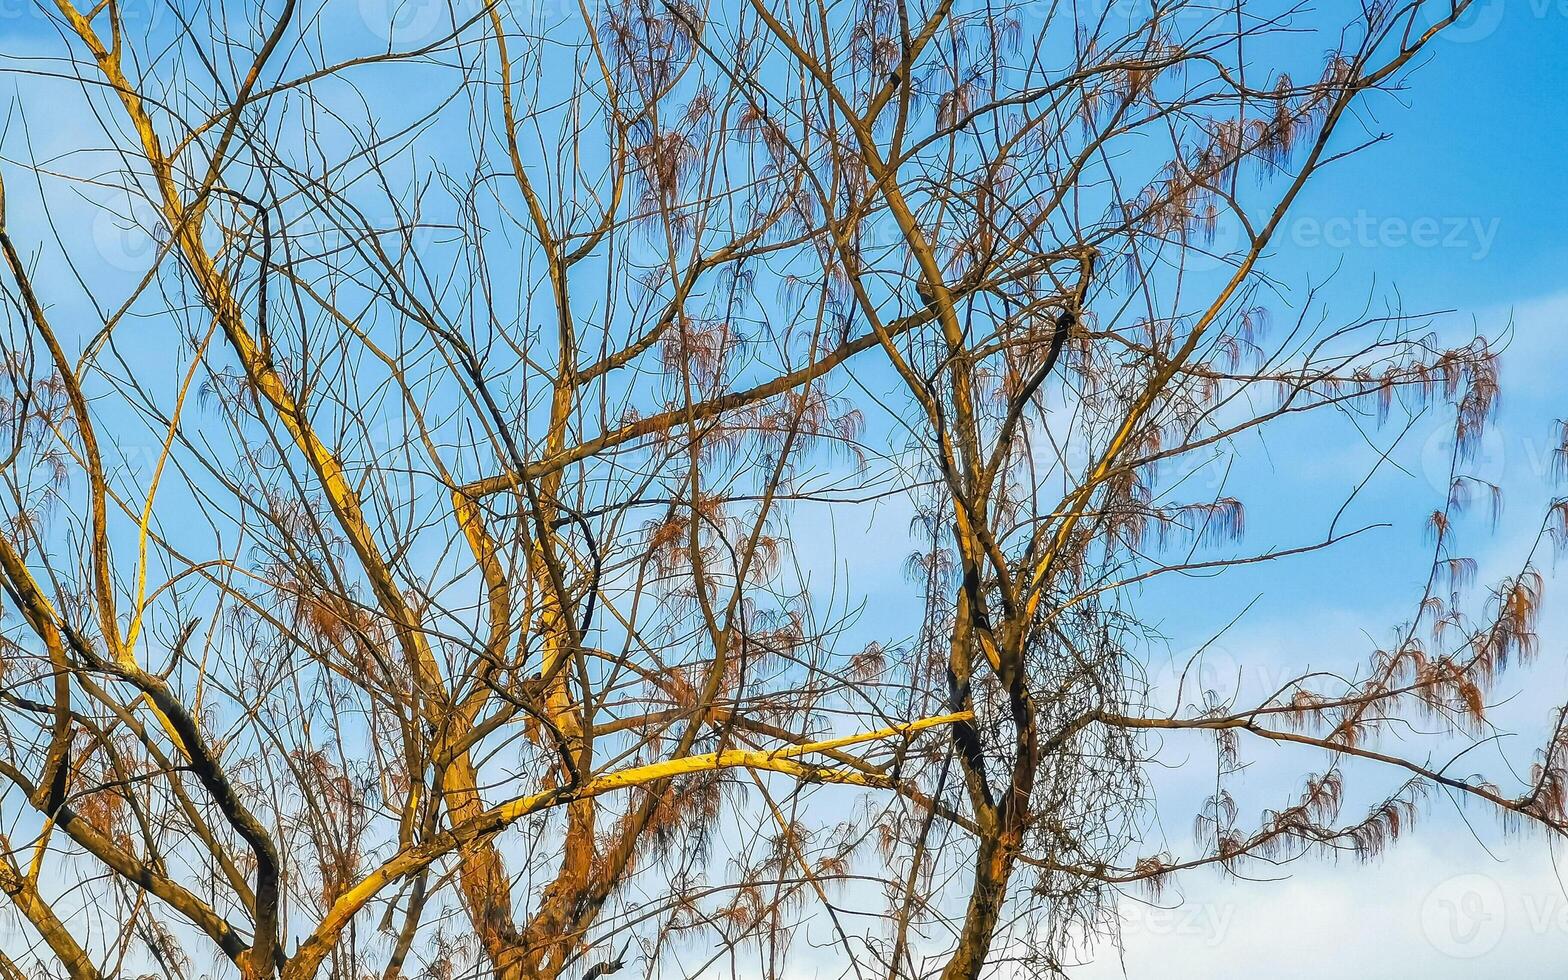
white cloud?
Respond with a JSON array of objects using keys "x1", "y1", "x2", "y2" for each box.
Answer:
[{"x1": 1071, "y1": 830, "x2": 1568, "y2": 978}]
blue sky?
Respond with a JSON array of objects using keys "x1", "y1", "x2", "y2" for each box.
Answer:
[
  {"x1": 779, "y1": 7, "x2": 1568, "y2": 976},
  {"x1": 1070, "y1": 8, "x2": 1568, "y2": 977}
]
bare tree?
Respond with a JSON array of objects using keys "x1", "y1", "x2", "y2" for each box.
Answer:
[{"x1": 0, "y1": 0, "x2": 1561, "y2": 978}]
